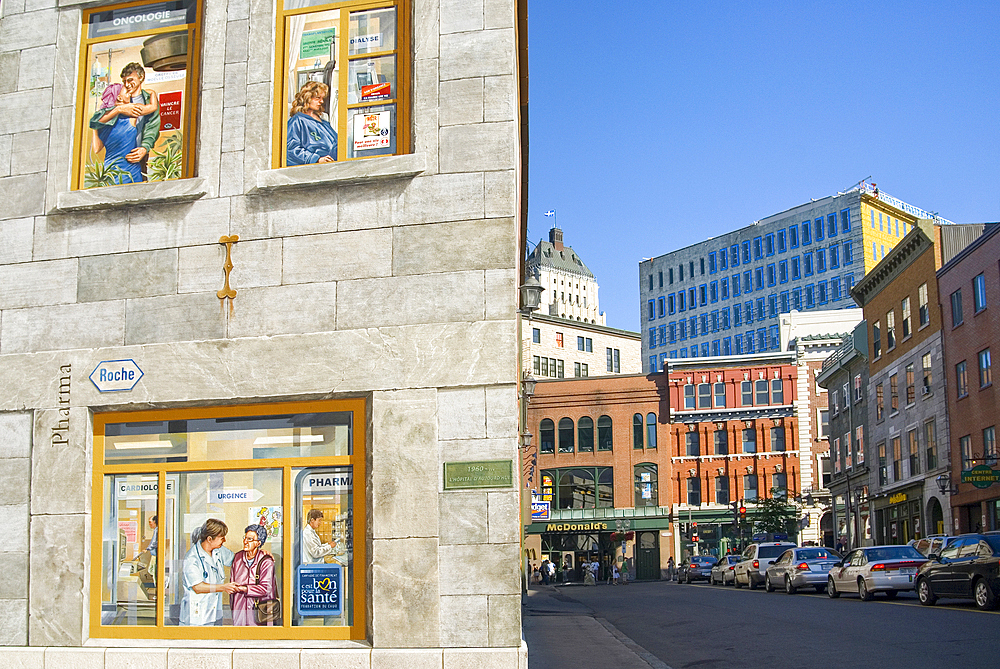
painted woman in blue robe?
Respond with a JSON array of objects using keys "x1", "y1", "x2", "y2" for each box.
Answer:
[
  {"x1": 89, "y1": 64, "x2": 160, "y2": 185},
  {"x1": 287, "y1": 81, "x2": 338, "y2": 166}
]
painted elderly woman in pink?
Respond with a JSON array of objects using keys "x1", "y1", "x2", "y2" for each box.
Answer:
[{"x1": 229, "y1": 524, "x2": 277, "y2": 626}]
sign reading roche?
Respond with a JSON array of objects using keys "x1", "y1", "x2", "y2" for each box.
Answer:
[{"x1": 90, "y1": 359, "x2": 144, "y2": 392}]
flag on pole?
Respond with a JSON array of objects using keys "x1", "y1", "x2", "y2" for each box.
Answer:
[{"x1": 544, "y1": 210, "x2": 555, "y2": 217}]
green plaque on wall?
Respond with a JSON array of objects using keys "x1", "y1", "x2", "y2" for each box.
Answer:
[{"x1": 443, "y1": 460, "x2": 513, "y2": 490}]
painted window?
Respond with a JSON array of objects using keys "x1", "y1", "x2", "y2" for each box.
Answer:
[
  {"x1": 275, "y1": 0, "x2": 406, "y2": 167},
  {"x1": 76, "y1": 0, "x2": 201, "y2": 189},
  {"x1": 93, "y1": 400, "x2": 365, "y2": 638}
]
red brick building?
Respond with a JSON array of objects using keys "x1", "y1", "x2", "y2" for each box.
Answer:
[
  {"x1": 938, "y1": 223, "x2": 1000, "y2": 532},
  {"x1": 522, "y1": 353, "x2": 803, "y2": 579}
]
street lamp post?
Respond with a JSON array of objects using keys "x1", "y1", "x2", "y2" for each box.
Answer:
[{"x1": 518, "y1": 274, "x2": 544, "y2": 592}]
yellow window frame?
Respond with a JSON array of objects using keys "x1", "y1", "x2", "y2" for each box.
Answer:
[
  {"x1": 73, "y1": 0, "x2": 202, "y2": 191},
  {"x1": 89, "y1": 398, "x2": 367, "y2": 640},
  {"x1": 272, "y1": 0, "x2": 410, "y2": 167}
]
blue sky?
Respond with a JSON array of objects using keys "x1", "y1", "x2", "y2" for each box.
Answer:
[{"x1": 526, "y1": 1, "x2": 1000, "y2": 332}]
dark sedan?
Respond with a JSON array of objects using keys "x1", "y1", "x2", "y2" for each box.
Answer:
[
  {"x1": 916, "y1": 534, "x2": 1000, "y2": 610},
  {"x1": 679, "y1": 555, "x2": 718, "y2": 583}
]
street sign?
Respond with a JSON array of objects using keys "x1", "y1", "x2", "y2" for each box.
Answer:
[{"x1": 90, "y1": 359, "x2": 143, "y2": 392}]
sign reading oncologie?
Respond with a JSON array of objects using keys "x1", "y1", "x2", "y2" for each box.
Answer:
[
  {"x1": 90, "y1": 359, "x2": 144, "y2": 392},
  {"x1": 297, "y1": 563, "x2": 343, "y2": 616}
]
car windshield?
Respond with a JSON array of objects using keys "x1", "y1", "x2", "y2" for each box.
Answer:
[
  {"x1": 758, "y1": 545, "x2": 790, "y2": 558},
  {"x1": 865, "y1": 546, "x2": 924, "y2": 560},
  {"x1": 797, "y1": 548, "x2": 840, "y2": 560},
  {"x1": 693, "y1": 556, "x2": 717, "y2": 565}
]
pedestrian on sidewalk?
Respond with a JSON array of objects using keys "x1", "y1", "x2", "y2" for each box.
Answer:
[
  {"x1": 540, "y1": 559, "x2": 550, "y2": 585},
  {"x1": 611, "y1": 564, "x2": 620, "y2": 585},
  {"x1": 666, "y1": 556, "x2": 676, "y2": 581}
]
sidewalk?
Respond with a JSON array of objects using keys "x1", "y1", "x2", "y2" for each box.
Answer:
[{"x1": 521, "y1": 583, "x2": 670, "y2": 669}]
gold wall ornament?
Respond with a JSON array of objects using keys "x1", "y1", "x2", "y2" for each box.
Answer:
[{"x1": 217, "y1": 235, "x2": 239, "y2": 314}]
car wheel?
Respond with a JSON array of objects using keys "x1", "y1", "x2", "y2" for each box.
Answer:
[
  {"x1": 785, "y1": 576, "x2": 797, "y2": 595},
  {"x1": 884, "y1": 590, "x2": 898, "y2": 600},
  {"x1": 734, "y1": 573, "x2": 743, "y2": 589},
  {"x1": 917, "y1": 578, "x2": 937, "y2": 606},
  {"x1": 858, "y1": 578, "x2": 873, "y2": 601},
  {"x1": 827, "y1": 577, "x2": 840, "y2": 599},
  {"x1": 748, "y1": 574, "x2": 758, "y2": 590},
  {"x1": 764, "y1": 574, "x2": 774, "y2": 592},
  {"x1": 974, "y1": 578, "x2": 998, "y2": 611}
]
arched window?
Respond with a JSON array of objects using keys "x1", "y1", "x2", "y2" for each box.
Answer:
[
  {"x1": 558, "y1": 417, "x2": 574, "y2": 453},
  {"x1": 597, "y1": 415, "x2": 613, "y2": 451},
  {"x1": 540, "y1": 419, "x2": 555, "y2": 454},
  {"x1": 578, "y1": 417, "x2": 594, "y2": 452},
  {"x1": 646, "y1": 413, "x2": 657, "y2": 449},
  {"x1": 635, "y1": 463, "x2": 657, "y2": 506},
  {"x1": 633, "y1": 413, "x2": 644, "y2": 449}
]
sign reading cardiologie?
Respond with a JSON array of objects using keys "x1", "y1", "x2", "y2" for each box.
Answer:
[{"x1": 296, "y1": 563, "x2": 343, "y2": 616}]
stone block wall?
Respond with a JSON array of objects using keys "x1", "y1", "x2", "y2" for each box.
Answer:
[{"x1": 0, "y1": 0, "x2": 525, "y2": 662}]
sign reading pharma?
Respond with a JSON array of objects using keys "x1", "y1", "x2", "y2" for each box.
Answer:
[
  {"x1": 296, "y1": 563, "x2": 342, "y2": 616},
  {"x1": 90, "y1": 359, "x2": 144, "y2": 392}
]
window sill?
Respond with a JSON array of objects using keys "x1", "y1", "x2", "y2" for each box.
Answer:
[
  {"x1": 253, "y1": 153, "x2": 426, "y2": 193},
  {"x1": 54, "y1": 177, "x2": 208, "y2": 213}
]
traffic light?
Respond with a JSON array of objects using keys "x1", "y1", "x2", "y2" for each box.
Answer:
[
  {"x1": 691, "y1": 521, "x2": 699, "y2": 542},
  {"x1": 739, "y1": 504, "x2": 747, "y2": 521},
  {"x1": 731, "y1": 501, "x2": 740, "y2": 527},
  {"x1": 678, "y1": 522, "x2": 687, "y2": 536}
]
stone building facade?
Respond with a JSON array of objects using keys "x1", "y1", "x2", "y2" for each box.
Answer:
[
  {"x1": 0, "y1": 0, "x2": 528, "y2": 666},
  {"x1": 524, "y1": 313, "x2": 640, "y2": 380},
  {"x1": 526, "y1": 226, "x2": 604, "y2": 325},
  {"x1": 816, "y1": 321, "x2": 872, "y2": 550},
  {"x1": 851, "y1": 221, "x2": 961, "y2": 544}
]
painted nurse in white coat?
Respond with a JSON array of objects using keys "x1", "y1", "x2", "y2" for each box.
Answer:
[{"x1": 180, "y1": 518, "x2": 239, "y2": 625}]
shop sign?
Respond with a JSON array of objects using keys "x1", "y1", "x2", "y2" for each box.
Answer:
[
  {"x1": 531, "y1": 500, "x2": 550, "y2": 521},
  {"x1": 302, "y1": 473, "x2": 353, "y2": 493},
  {"x1": 296, "y1": 563, "x2": 342, "y2": 616},
  {"x1": 117, "y1": 479, "x2": 174, "y2": 499},
  {"x1": 90, "y1": 359, "x2": 143, "y2": 392},
  {"x1": 544, "y1": 522, "x2": 609, "y2": 533},
  {"x1": 889, "y1": 492, "x2": 908, "y2": 505},
  {"x1": 961, "y1": 465, "x2": 1000, "y2": 489},
  {"x1": 209, "y1": 488, "x2": 263, "y2": 504},
  {"x1": 443, "y1": 460, "x2": 512, "y2": 490}
]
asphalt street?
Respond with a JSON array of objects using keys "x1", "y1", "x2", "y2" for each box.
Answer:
[{"x1": 524, "y1": 579, "x2": 1000, "y2": 669}]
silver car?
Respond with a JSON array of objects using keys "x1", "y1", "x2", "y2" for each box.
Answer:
[
  {"x1": 827, "y1": 545, "x2": 927, "y2": 601},
  {"x1": 733, "y1": 542, "x2": 797, "y2": 589},
  {"x1": 764, "y1": 547, "x2": 842, "y2": 594},
  {"x1": 710, "y1": 555, "x2": 742, "y2": 585}
]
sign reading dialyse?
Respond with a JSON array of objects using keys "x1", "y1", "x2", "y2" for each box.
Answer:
[
  {"x1": 443, "y1": 460, "x2": 513, "y2": 490},
  {"x1": 297, "y1": 563, "x2": 342, "y2": 616}
]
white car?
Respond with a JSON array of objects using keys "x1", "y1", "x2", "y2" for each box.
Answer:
[
  {"x1": 733, "y1": 542, "x2": 797, "y2": 589},
  {"x1": 826, "y1": 545, "x2": 927, "y2": 601}
]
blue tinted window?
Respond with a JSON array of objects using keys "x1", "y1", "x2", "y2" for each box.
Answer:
[
  {"x1": 814, "y1": 218, "x2": 824, "y2": 242},
  {"x1": 720, "y1": 248, "x2": 728, "y2": 270},
  {"x1": 779, "y1": 260, "x2": 788, "y2": 283},
  {"x1": 765, "y1": 234, "x2": 775, "y2": 256},
  {"x1": 777, "y1": 230, "x2": 786, "y2": 253},
  {"x1": 802, "y1": 222, "x2": 811, "y2": 245},
  {"x1": 789, "y1": 225, "x2": 799, "y2": 248},
  {"x1": 840, "y1": 209, "x2": 851, "y2": 233},
  {"x1": 827, "y1": 213, "x2": 837, "y2": 238},
  {"x1": 731, "y1": 244, "x2": 740, "y2": 267}
]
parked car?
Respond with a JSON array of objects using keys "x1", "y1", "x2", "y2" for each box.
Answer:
[
  {"x1": 678, "y1": 555, "x2": 718, "y2": 583},
  {"x1": 764, "y1": 547, "x2": 842, "y2": 594},
  {"x1": 909, "y1": 535, "x2": 954, "y2": 557},
  {"x1": 916, "y1": 534, "x2": 1000, "y2": 610},
  {"x1": 733, "y1": 542, "x2": 797, "y2": 589},
  {"x1": 826, "y1": 545, "x2": 927, "y2": 600},
  {"x1": 710, "y1": 555, "x2": 742, "y2": 585}
]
